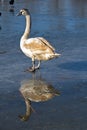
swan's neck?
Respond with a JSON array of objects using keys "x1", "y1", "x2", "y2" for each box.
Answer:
[
  {"x1": 21, "y1": 15, "x2": 31, "y2": 40},
  {"x1": 25, "y1": 99, "x2": 31, "y2": 118}
]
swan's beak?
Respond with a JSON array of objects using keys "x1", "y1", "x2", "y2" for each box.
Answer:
[{"x1": 16, "y1": 12, "x2": 22, "y2": 16}]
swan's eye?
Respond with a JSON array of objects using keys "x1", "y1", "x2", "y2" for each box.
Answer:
[{"x1": 20, "y1": 9, "x2": 24, "y2": 14}]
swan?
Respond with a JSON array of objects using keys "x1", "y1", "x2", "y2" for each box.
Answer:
[{"x1": 17, "y1": 8, "x2": 61, "y2": 72}]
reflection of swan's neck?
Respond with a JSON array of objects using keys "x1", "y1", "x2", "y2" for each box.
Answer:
[
  {"x1": 25, "y1": 99, "x2": 31, "y2": 118},
  {"x1": 19, "y1": 99, "x2": 31, "y2": 121},
  {"x1": 21, "y1": 15, "x2": 31, "y2": 40}
]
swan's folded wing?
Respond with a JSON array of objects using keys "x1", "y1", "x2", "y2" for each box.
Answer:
[
  {"x1": 24, "y1": 38, "x2": 55, "y2": 54},
  {"x1": 37, "y1": 37, "x2": 55, "y2": 51}
]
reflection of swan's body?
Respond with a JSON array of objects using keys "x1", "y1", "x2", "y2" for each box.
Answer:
[
  {"x1": 20, "y1": 79, "x2": 60, "y2": 102},
  {"x1": 19, "y1": 78, "x2": 60, "y2": 121},
  {"x1": 17, "y1": 9, "x2": 61, "y2": 72}
]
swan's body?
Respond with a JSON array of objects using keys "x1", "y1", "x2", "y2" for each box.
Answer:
[{"x1": 17, "y1": 9, "x2": 61, "y2": 72}]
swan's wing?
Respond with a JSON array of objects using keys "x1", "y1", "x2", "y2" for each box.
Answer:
[
  {"x1": 24, "y1": 37, "x2": 55, "y2": 54},
  {"x1": 37, "y1": 37, "x2": 55, "y2": 51}
]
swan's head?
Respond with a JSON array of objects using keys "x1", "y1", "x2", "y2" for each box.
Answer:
[{"x1": 17, "y1": 8, "x2": 30, "y2": 16}]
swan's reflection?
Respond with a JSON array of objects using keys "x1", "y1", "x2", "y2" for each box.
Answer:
[{"x1": 19, "y1": 74, "x2": 60, "y2": 121}]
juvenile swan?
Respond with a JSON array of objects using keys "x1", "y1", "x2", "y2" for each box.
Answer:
[{"x1": 17, "y1": 8, "x2": 61, "y2": 72}]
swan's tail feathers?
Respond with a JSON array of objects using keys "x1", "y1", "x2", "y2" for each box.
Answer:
[
  {"x1": 54, "y1": 53, "x2": 61, "y2": 58},
  {"x1": 48, "y1": 53, "x2": 61, "y2": 60}
]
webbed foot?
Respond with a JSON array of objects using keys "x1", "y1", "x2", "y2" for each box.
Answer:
[{"x1": 24, "y1": 67, "x2": 36, "y2": 72}]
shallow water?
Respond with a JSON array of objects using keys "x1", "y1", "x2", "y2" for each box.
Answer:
[{"x1": 0, "y1": 0, "x2": 87, "y2": 130}]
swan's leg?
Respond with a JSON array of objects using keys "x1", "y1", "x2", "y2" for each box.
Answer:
[
  {"x1": 35, "y1": 60, "x2": 41, "y2": 69},
  {"x1": 27, "y1": 60, "x2": 40, "y2": 72},
  {"x1": 29, "y1": 60, "x2": 35, "y2": 72}
]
